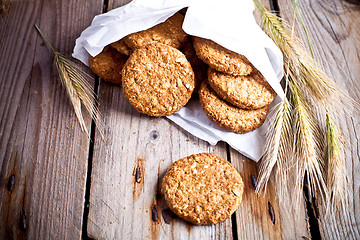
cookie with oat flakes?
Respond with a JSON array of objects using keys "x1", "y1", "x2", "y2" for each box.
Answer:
[
  {"x1": 193, "y1": 37, "x2": 253, "y2": 76},
  {"x1": 111, "y1": 38, "x2": 132, "y2": 55},
  {"x1": 88, "y1": 46, "x2": 128, "y2": 85},
  {"x1": 124, "y1": 13, "x2": 188, "y2": 50},
  {"x1": 122, "y1": 43, "x2": 194, "y2": 117},
  {"x1": 161, "y1": 152, "x2": 244, "y2": 225},
  {"x1": 208, "y1": 67, "x2": 276, "y2": 110},
  {"x1": 199, "y1": 81, "x2": 268, "y2": 133}
]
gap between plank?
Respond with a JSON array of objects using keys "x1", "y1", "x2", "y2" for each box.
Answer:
[
  {"x1": 81, "y1": 76, "x2": 100, "y2": 240},
  {"x1": 267, "y1": 0, "x2": 322, "y2": 238},
  {"x1": 103, "y1": 0, "x2": 109, "y2": 12},
  {"x1": 227, "y1": 145, "x2": 240, "y2": 240},
  {"x1": 304, "y1": 178, "x2": 322, "y2": 239},
  {"x1": 82, "y1": 0, "x2": 109, "y2": 239}
]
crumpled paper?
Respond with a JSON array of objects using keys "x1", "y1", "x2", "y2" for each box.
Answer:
[{"x1": 73, "y1": 0, "x2": 284, "y2": 161}]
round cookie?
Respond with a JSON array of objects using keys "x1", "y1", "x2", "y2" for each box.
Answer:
[
  {"x1": 161, "y1": 152, "x2": 244, "y2": 225},
  {"x1": 193, "y1": 37, "x2": 253, "y2": 76},
  {"x1": 208, "y1": 68, "x2": 276, "y2": 110},
  {"x1": 125, "y1": 13, "x2": 188, "y2": 50},
  {"x1": 111, "y1": 38, "x2": 132, "y2": 55},
  {"x1": 199, "y1": 81, "x2": 268, "y2": 133},
  {"x1": 89, "y1": 46, "x2": 128, "y2": 85},
  {"x1": 122, "y1": 43, "x2": 195, "y2": 117}
]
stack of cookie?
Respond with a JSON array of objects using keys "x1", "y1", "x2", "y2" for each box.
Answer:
[
  {"x1": 192, "y1": 37, "x2": 276, "y2": 133},
  {"x1": 88, "y1": 11, "x2": 276, "y2": 132}
]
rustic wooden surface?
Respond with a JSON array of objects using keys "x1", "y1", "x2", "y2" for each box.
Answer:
[
  {"x1": 0, "y1": 0, "x2": 359, "y2": 239},
  {"x1": 0, "y1": 0, "x2": 102, "y2": 239},
  {"x1": 277, "y1": 0, "x2": 360, "y2": 239}
]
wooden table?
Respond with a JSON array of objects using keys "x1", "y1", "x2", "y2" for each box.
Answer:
[{"x1": 0, "y1": 0, "x2": 359, "y2": 239}]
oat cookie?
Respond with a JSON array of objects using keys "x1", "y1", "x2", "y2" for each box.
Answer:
[
  {"x1": 161, "y1": 152, "x2": 244, "y2": 225},
  {"x1": 180, "y1": 38, "x2": 207, "y2": 93},
  {"x1": 88, "y1": 46, "x2": 128, "y2": 85},
  {"x1": 122, "y1": 43, "x2": 195, "y2": 117},
  {"x1": 199, "y1": 81, "x2": 268, "y2": 133},
  {"x1": 208, "y1": 68, "x2": 276, "y2": 110},
  {"x1": 110, "y1": 38, "x2": 132, "y2": 55},
  {"x1": 125, "y1": 13, "x2": 188, "y2": 50},
  {"x1": 193, "y1": 37, "x2": 253, "y2": 76}
]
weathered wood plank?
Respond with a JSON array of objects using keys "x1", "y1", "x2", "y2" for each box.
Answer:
[
  {"x1": 276, "y1": 0, "x2": 360, "y2": 238},
  {"x1": 231, "y1": 151, "x2": 310, "y2": 240},
  {"x1": 87, "y1": 88, "x2": 233, "y2": 239},
  {"x1": 86, "y1": 1, "x2": 233, "y2": 239},
  {"x1": 0, "y1": 0, "x2": 103, "y2": 239},
  {"x1": 229, "y1": 0, "x2": 310, "y2": 239}
]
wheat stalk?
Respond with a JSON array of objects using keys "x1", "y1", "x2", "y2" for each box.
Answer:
[
  {"x1": 257, "y1": 96, "x2": 293, "y2": 200},
  {"x1": 289, "y1": 79, "x2": 328, "y2": 206},
  {"x1": 253, "y1": 0, "x2": 329, "y2": 204},
  {"x1": 326, "y1": 113, "x2": 349, "y2": 213},
  {"x1": 35, "y1": 25, "x2": 102, "y2": 137},
  {"x1": 254, "y1": 0, "x2": 357, "y2": 112},
  {"x1": 253, "y1": 0, "x2": 353, "y2": 216}
]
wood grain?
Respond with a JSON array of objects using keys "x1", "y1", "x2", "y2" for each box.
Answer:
[
  {"x1": 2, "y1": 0, "x2": 356, "y2": 238},
  {"x1": 276, "y1": 0, "x2": 360, "y2": 238},
  {"x1": 87, "y1": 88, "x2": 233, "y2": 239},
  {"x1": 0, "y1": 0, "x2": 102, "y2": 239},
  {"x1": 230, "y1": 151, "x2": 310, "y2": 239}
]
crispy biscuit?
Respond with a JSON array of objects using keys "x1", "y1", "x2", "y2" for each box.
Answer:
[
  {"x1": 208, "y1": 68, "x2": 276, "y2": 109},
  {"x1": 125, "y1": 13, "x2": 188, "y2": 50},
  {"x1": 199, "y1": 81, "x2": 268, "y2": 133},
  {"x1": 193, "y1": 37, "x2": 253, "y2": 76},
  {"x1": 180, "y1": 38, "x2": 207, "y2": 93},
  {"x1": 122, "y1": 43, "x2": 195, "y2": 117},
  {"x1": 110, "y1": 38, "x2": 132, "y2": 55},
  {"x1": 88, "y1": 46, "x2": 128, "y2": 85},
  {"x1": 161, "y1": 152, "x2": 244, "y2": 225}
]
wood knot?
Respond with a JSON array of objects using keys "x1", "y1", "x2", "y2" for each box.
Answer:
[
  {"x1": 20, "y1": 213, "x2": 26, "y2": 231},
  {"x1": 151, "y1": 205, "x2": 159, "y2": 222},
  {"x1": 250, "y1": 175, "x2": 257, "y2": 190},
  {"x1": 7, "y1": 174, "x2": 15, "y2": 192},
  {"x1": 268, "y1": 202, "x2": 275, "y2": 224},
  {"x1": 134, "y1": 167, "x2": 141, "y2": 183},
  {"x1": 150, "y1": 130, "x2": 159, "y2": 141}
]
